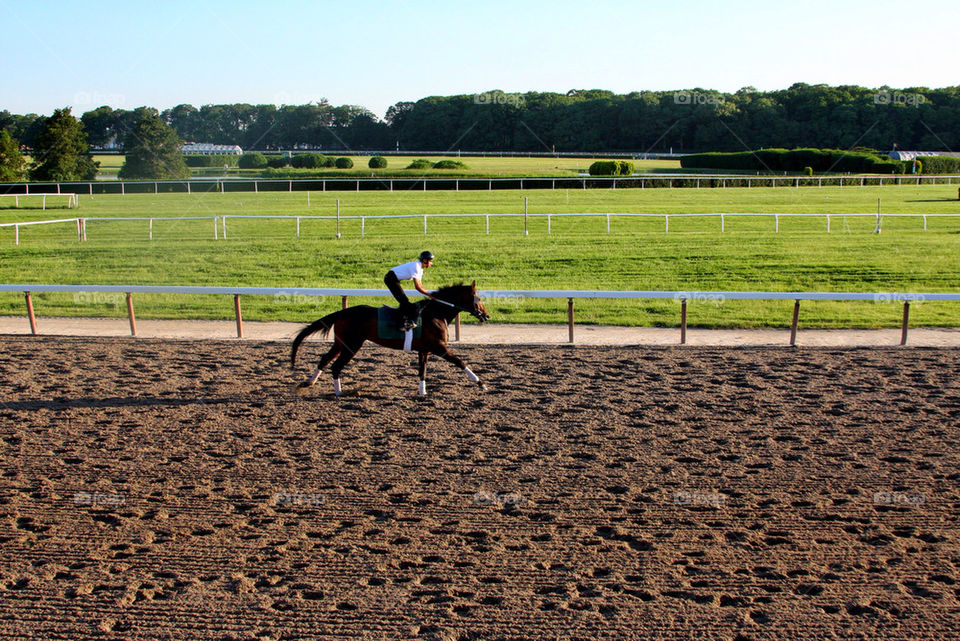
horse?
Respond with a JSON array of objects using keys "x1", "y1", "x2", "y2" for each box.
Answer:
[{"x1": 290, "y1": 282, "x2": 490, "y2": 397}]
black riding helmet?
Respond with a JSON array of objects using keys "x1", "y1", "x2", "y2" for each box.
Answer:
[{"x1": 419, "y1": 250, "x2": 435, "y2": 262}]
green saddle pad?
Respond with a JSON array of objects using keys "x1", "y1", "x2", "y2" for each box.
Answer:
[{"x1": 377, "y1": 306, "x2": 424, "y2": 340}]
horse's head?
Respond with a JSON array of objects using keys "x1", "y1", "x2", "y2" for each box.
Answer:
[
  {"x1": 434, "y1": 282, "x2": 490, "y2": 323},
  {"x1": 468, "y1": 281, "x2": 490, "y2": 323}
]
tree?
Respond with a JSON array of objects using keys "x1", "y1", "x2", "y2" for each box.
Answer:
[
  {"x1": 0, "y1": 130, "x2": 26, "y2": 182},
  {"x1": 29, "y1": 107, "x2": 98, "y2": 181},
  {"x1": 118, "y1": 109, "x2": 190, "y2": 180}
]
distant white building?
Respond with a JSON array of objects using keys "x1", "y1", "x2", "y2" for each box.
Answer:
[
  {"x1": 889, "y1": 150, "x2": 960, "y2": 161},
  {"x1": 182, "y1": 143, "x2": 243, "y2": 155}
]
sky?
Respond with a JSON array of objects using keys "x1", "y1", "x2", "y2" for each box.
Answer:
[{"x1": 2, "y1": 0, "x2": 957, "y2": 119}]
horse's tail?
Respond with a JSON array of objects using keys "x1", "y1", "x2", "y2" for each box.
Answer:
[{"x1": 290, "y1": 309, "x2": 346, "y2": 368}]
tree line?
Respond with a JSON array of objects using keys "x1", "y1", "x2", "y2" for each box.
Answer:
[{"x1": 1, "y1": 83, "x2": 958, "y2": 181}]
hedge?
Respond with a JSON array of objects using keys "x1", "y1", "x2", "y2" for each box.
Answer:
[
  {"x1": 290, "y1": 153, "x2": 326, "y2": 169},
  {"x1": 680, "y1": 148, "x2": 905, "y2": 174},
  {"x1": 406, "y1": 159, "x2": 433, "y2": 170},
  {"x1": 432, "y1": 160, "x2": 467, "y2": 169},
  {"x1": 238, "y1": 152, "x2": 267, "y2": 169},
  {"x1": 914, "y1": 156, "x2": 960, "y2": 174},
  {"x1": 368, "y1": 156, "x2": 387, "y2": 169},
  {"x1": 335, "y1": 157, "x2": 354, "y2": 169},
  {"x1": 183, "y1": 154, "x2": 240, "y2": 168}
]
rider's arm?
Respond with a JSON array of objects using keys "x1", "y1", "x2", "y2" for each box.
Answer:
[{"x1": 412, "y1": 278, "x2": 432, "y2": 298}]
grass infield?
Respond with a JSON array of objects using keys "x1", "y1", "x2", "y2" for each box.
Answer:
[{"x1": 1, "y1": 184, "x2": 958, "y2": 328}]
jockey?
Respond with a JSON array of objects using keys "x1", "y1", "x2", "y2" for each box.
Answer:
[{"x1": 385, "y1": 251, "x2": 434, "y2": 330}]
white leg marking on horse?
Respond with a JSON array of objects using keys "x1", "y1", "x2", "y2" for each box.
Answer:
[
  {"x1": 464, "y1": 367, "x2": 480, "y2": 383},
  {"x1": 333, "y1": 378, "x2": 342, "y2": 396},
  {"x1": 308, "y1": 368, "x2": 322, "y2": 385},
  {"x1": 418, "y1": 380, "x2": 427, "y2": 396}
]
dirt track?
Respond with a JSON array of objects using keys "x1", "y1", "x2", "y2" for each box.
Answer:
[{"x1": 1, "y1": 336, "x2": 958, "y2": 640}]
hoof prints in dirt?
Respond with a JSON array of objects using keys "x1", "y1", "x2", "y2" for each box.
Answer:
[{"x1": 0, "y1": 337, "x2": 958, "y2": 639}]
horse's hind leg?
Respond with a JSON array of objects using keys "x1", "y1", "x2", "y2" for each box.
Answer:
[
  {"x1": 301, "y1": 343, "x2": 341, "y2": 388},
  {"x1": 329, "y1": 338, "x2": 364, "y2": 396}
]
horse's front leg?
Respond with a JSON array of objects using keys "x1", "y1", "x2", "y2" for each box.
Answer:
[
  {"x1": 437, "y1": 347, "x2": 486, "y2": 391},
  {"x1": 417, "y1": 352, "x2": 430, "y2": 396}
]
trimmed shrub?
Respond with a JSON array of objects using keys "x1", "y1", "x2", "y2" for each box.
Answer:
[
  {"x1": 406, "y1": 158, "x2": 433, "y2": 170},
  {"x1": 335, "y1": 157, "x2": 354, "y2": 169},
  {"x1": 589, "y1": 160, "x2": 620, "y2": 176},
  {"x1": 617, "y1": 160, "x2": 634, "y2": 176},
  {"x1": 238, "y1": 152, "x2": 267, "y2": 169},
  {"x1": 915, "y1": 159, "x2": 923, "y2": 174},
  {"x1": 183, "y1": 154, "x2": 240, "y2": 168},
  {"x1": 290, "y1": 153, "x2": 326, "y2": 169},
  {"x1": 368, "y1": 156, "x2": 388, "y2": 169},
  {"x1": 323, "y1": 156, "x2": 337, "y2": 168},
  {"x1": 804, "y1": 166, "x2": 813, "y2": 176},
  {"x1": 266, "y1": 155, "x2": 289, "y2": 168},
  {"x1": 432, "y1": 160, "x2": 467, "y2": 169}
]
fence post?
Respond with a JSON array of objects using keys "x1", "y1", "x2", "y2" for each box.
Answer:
[
  {"x1": 25, "y1": 292, "x2": 37, "y2": 335},
  {"x1": 567, "y1": 298, "x2": 575, "y2": 343},
  {"x1": 789, "y1": 300, "x2": 800, "y2": 346},
  {"x1": 234, "y1": 295, "x2": 243, "y2": 338},
  {"x1": 900, "y1": 301, "x2": 910, "y2": 346},
  {"x1": 455, "y1": 312, "x2": 461, "y2": 341},
  {"x1": 680, "y1": 299, "x2": 687, "y2": 344},
  {"x1": 524, "y1": 197, "x2": 528, "y2": 236},
  {"x1": 341, "y1": 296, "x2": 348, "y2": 309},
  {"x1": 126, "y1": 293, "x2": 137, "y2": 337}
]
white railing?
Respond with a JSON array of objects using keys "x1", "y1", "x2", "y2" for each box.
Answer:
[
  {"x1": 2, "y1": 284, "x2": 956, "y2": 346},
  {"x1": 0, "y1": 193, "x2": 79, "y2": 209},
  {"x1": 1, "y1": 173, "x2": 958, "y2": 197},
  {"x1": 5, "y1": 211, "x2": 960, "y2": 244}
]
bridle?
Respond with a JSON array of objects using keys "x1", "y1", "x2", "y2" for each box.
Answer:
[{"x1": 429, "y1": 294, "x2": 489, "y2": 322}]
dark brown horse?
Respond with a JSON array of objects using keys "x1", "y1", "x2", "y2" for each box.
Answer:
[{"x1": 291, "y1": 283, "x2": 490, "y2": 396}]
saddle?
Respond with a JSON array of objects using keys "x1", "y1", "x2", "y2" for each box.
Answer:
[{"x1": 377, "y1": 305, "x2": 424, "y2": 341}]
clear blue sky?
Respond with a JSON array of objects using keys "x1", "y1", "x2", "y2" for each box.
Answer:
[{"x1": 2, "y1": 0, "x2": 956, "y2": 119}]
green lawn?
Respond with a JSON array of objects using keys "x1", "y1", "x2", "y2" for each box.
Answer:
[{"x1": 1, "y1": 184, "x2": 958, "y2": 328}]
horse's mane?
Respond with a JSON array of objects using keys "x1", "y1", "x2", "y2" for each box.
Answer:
[{"x1": 431, "y1": 283, "x2": 470, "y2": 300}]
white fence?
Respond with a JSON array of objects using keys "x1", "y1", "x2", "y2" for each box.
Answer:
[
  {"x1": 3, "y1": 284, "x2": 957, "y2": 346},
  {"x1": 5, "y1": 211, "x2": 960, "y2": 244},
  {"x1": 1, "y1": 173, "x2": 959, "y2": 197},
  {"x1": 0, "y1": 194, "x2": 79, "y2": 209}
]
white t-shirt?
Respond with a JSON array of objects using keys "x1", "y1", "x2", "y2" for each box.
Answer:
[{"x1": 391, "y1": 260, "x2": 424, "y2": 281}]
